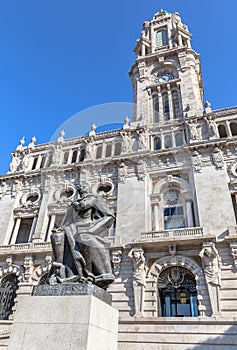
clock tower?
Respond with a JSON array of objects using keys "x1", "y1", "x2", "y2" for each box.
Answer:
[{"x1": 129, "y1": 10, "x2": 204, "y2": 126}]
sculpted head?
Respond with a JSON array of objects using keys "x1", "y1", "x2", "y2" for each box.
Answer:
[{"x1": 76, "y1": 182, "x2": 90, "y2": 196}]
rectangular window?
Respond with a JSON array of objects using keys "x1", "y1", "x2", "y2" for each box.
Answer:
[
  {"x1": 156, "y1": 29, "x2": 168, "y2": 47},
  {"x1": 15, "y1": 218, "x2": 35, "y2": 244}
]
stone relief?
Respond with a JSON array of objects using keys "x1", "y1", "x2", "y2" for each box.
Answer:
[
  {"x1": 8, "y1": 152, "x2": 21, "y2": 173},
  {"x1": 136, "y1": 128, "x2": 148, "y2": 150},
  {"x1": 111, "y1": 249, "x2": 123, "y2": 277},
  {"x1": 47, "y1": 182, "x2": 115, "y2": 289},
  {"x1": 128, "y1": 246, "x2": 147, "y2": 317},
  {"x1": 191, "y1": 150, "x2": 203, "y2": 172},
  {"x1": 136, "y1": 159, "x2": 146, "y2": 181},
  {"x1": 51, "y1": 144, "x2": 64, "y2": 166},
  {"x1": 199, "y1": 242, "x2": 222, "y2": 316},
  {"x1": 118, "y1": 162, "x2": 128, "y2": 183},
  {"x1": 212, "y1": 147, "x2": 224, "y2": 169},
  {"x1": 23, "y1": 256, "x2": 34, "y2": 282}
]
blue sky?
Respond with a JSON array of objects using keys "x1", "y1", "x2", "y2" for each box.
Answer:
[{"x1": 0, "y1": 0, "x2": 236, "y2": 173}]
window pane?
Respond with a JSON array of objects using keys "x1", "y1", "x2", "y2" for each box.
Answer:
[
  {"x1": 156, "y1": 30, "x2": 168, "y2": 47},
  {"x1": 163, "y1": 93, "x2": 170, "y2": 120},
  {"x1": 172, "y1": 91, "x2": 181, "y2": 118},
  {"x1": 153, "y1": 95, "x2": 159, "y2": 122},
  {"x1": 154, "y1": 137, "x2": 161, "y2": 150},
  {"x1": 16, "y1": 218, "x2": 34, "y2": 243}
]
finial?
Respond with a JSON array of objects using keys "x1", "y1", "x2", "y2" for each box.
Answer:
[
  {"x1": 204, "y1": 100, "x2": 212, "y2": 113},
  {"x1": 123, "y1": 117, "x2": 130, "y2": 130},
  {"x1": 89, "y1": 123, "x2": 96, "y2": 137},
  {"x1": 28, "y1": 136, "x2": 36, "y2": 149},
  {"x1": 57, "y1": 129, "x2": 65, "y2": 143}
]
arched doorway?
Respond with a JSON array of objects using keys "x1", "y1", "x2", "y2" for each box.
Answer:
[
  {"x1": 0, "y1": 274, "x2": 19, "y2": 320},
  {"x1": 158, "y1": 266, "x2": 198, "y2": 317}
]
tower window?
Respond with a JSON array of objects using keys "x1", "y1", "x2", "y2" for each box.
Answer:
[
  {"x1": 163, "y1": 93, "x2": 170, "y2": 120},
  {"x1": 15, "y1": 217, "x2": 36, "y2": 244},
  {"x1": 154, "y1": 137, "x2": 161, "y2": 150},
  {"x1": 153, "y1": 95, "x2": 159, "y2": 123},
  {"x1": 105, "y1": 144, "x2": 112, "y2": 158},
  {"x1": 96, "y1": 145, "x2": 102, "y2": 159},
  {"x1": 172, "y1": 91, "x2": 181, "y2": 119},
  {"x1": 114, "y1": 142, "x2": 122, "y2": 156},
  {"x1": 175, "y1": 133, "x2": 183, "y2": 147},
  {"x1": 230, "y1": 122, "x2": 237, "y2": 136},
  {"x1": 163, "y1": 189, "x2": 185, "y2": 229},
  {"x1": 156, "y1": 29, "x2": 168, "y2": 47}
]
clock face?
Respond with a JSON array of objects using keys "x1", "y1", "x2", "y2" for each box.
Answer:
[{"x1": 155, "y1": 73, "x2": 174, "y2": 83}]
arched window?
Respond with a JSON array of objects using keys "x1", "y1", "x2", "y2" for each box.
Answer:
[
  {"x1": 175, "y1": 133, "x2": 183, "y2": 147},
  {"x1": 154, "y1": 137, "x2": 161, "y2": 150},
  {"x1": 163, "y1": 189, "x2": 185, "y2": 229},
  {"x1": 158, "y1": 266, "x2": 198, "y2": 317},
  {"x1": 114, "y1": 142, "x2": 122, "y2": 156},
  {"x1": 0, "y1": 274, "x2": 19, "y2": 320},
  {"x1": 230, "y1": 122, "x2": 237, "y2": 136},
  {"x1": 163, "y1": 93, "x2": 170, "y2": 120},
  {"x1": 71, "y1": 150, "x2": 78, "y2": 163},
  {"x1": 78, "y1": 148, "x2": 85, "y2": 162},
  {"x1": 218, "y1": 125, "x2": 227, "y2": 138},
  {"x1": 105, "y1": 144, "x2": 112, "y2": 158},
  {"x1": 156, "y1": 29, "x2": 168, "y2": 47},
  {"x1": 164, "y1": 135, "x2": 172, "y2": 149},
  {"x1": 172, "y1": 91, "x2": 181, "y2": 119},
  {"x1": 153, "y1": 95, "x2": 159, "y2": 123},
  {"x1": 96, "y1": 145, "x2": 102, "y2": 159}
]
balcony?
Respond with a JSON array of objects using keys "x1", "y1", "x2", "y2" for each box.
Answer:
[
  {"x1": 0, "y1": 242, "x2": 52, "y2": 255},
  {"x1": 141, "y1": 227, "x2": 204, "y2": 241}
]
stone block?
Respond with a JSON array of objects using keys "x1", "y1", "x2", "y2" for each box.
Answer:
[{"x1": 8, "y1": 288, "x2": 118, "y2": 350}]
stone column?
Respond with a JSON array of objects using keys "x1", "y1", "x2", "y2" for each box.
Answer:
[
  {"x1": 158, "y1": 87, "x2": 163, "y2": 122},
  {"x1": 10, "y1": 218, "x2": 21, "y2": 244},
  {"x1": 186, "y1": 200, "x2": 194, "y2": 227},
  {"x1": 153, "y1": 203, "x2": 159, "y2": 231}
]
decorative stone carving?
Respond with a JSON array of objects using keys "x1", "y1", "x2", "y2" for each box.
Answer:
[
  {"x1": 205, "y1": 116, "x2": 219, "y2": 139},
  {"x1": 120, "y1": 131, "x2": 132, "y2": 153},
  {"x1": 191, "y1": 150, "x2": 202, "y2": 172},
  {"x1": 51, "y1": 144, "x2": 63, "y2": 166},
  {"x1": 199, "y1": 242, "x2": 222, "y2": 316},
  {"x1": 31, "y1": 256, "x2": 52, "y2": 283},
  {"x1": 57, "y1": 130, "x2": 65, "y2": 143},
  {"x1": 28, "y1": 136, "x2": 37, "y2": 149},
  {"x1": 118, "y1": 162, "x2": 128, "y2": 183},
  {"x1": 48, "y1": 182, "x2": 115, "y2": 288},
  {"x1": 123, "y1": 117, "x2": 130, "y2": 130},
  {"x1": 168, "y1": 243, "x2": 177, "y2": 256},
  {"x1": 230, "y1": 243, "x2": 237, "y2": 268},
  {"x1": 136, "y1": 159, "x2": 146, "y2": 181},
  {"x1": 136, "y1": 128, "x2": 148, "y2": 150},
  {"x1": 0, "y1": 182, "x2": 6, "y2": 200},
  {"x1": 212, "y1": 147, "x2": 224, "y2": 169},
  {"x1": 111, "y1": 249, "x2": 122, "y2": 277},
  {"x1": 8, "y1": 152, "x2": 21, "y2": 173},
  {"x1": 128, "y1": 247, "x2": 147, "y2": 317},
  {"x1": 185, "y1": 119, "x2": 201, "y2": 142},
  {"x1": 85, "y1": 138, "x2": 95, "y2": 159},
  {"x1": 16, "y1": 137, "x2": 25, "y2": 151},
  {"x1": 21, "y1": 149, "x2": 31, "y2": 171},
  {"x1": 23, "y1": 256, "x2": 34, "y2": 282},
  {"x1": 0, "y1": 257, "x2": 23, "y2": 280}
]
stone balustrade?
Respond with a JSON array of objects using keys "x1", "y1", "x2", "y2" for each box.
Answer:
[
  {"x1": 0, "y1": 242, "x2": 52, "y2": 254},
  {"x1": 141, "y1": 227, "x2": 203, "y2": 240}
]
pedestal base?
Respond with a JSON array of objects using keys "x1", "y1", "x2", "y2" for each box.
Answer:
[{"x1": 8, "y1": 285, "x2": 118, "y2": 350}]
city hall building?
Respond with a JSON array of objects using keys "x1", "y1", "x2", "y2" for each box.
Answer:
[{"x1": 0, "y1": 9, "x2": 237, "y2": 349}]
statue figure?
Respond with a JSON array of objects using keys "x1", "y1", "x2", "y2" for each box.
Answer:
[
  {"x1": 57, "y1": 130, "x2": 65, "y2": 143},
  {"x1": 48, "y1": 182, "x2": 115, "y2": 288},
  {"x1": 21, "y1": 150, "x2": 31, "y2": 171},
  {"x1": 16, "y1": 137, "x2": 25, "y2": 151},
  {"x1": 205, "y1": 116, "x2": 219, "y2": 139},
  {"x1": 199, "y1": 242, "x2": 222, "y2": 316},
  {"x1": 120, "y1": 131, "x2": 132, "y2": 153},
  {"x1": 85, "y1": 138, "x2": 95, "y2": 159},
  {"x1": 128, "y1": 247, "x2": 147, "y2": 316},
  {"x1": 118, "y1": 162, "x2": 127, "y2": 183},
  {"x1": 136, "y1": 128, "x2": 148, "y2": 149},
  {"x1": 9, "y1": 152, "x2": 21, "y2": 173},
  {"x1": 185, "y1": 119, "x2": 201, "y2": 141}
]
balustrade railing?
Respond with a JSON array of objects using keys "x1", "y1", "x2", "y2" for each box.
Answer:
[
  {"x1": 141, "y1": 227, "x2": 203, "y2": 240},
  {"x1": 0, "y1": 242, "x2": 52, "y2": 253}
]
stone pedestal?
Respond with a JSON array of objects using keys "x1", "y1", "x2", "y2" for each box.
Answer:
[{"x1": 8, "y1": 284, "x2": 118, "y2": 350}]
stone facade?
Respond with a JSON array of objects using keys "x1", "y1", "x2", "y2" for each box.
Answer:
[{"x1": 0, "y1": 9, "x2": 237, "y2": 349}]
